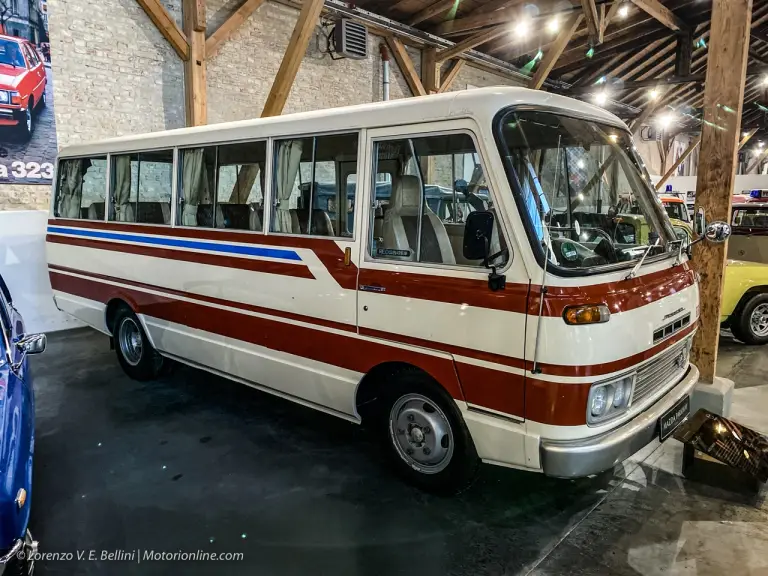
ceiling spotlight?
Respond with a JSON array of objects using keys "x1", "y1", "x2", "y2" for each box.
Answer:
[
  {"x1": 514, "y1": 19, "x2": 530, "y2": 38},
  {"x1": 648, "y1": 88, "x2": 660, "y2": 100},
  {"x1": 547, "y1": 16, "x2": 559, "y2": 34},
  {"x1": 594, "y1": 91, "x2": 609, "y2": 106},
  {"x1": 609, "y1": 134, "x2": 619, "y2": 142},
  {"x1": 618, "y1": 3, "x2": 629, "y2": 18},
  {"x1": 743, "y1": 132, "x2": 750, "y2": 138},
  {"x1": 762, "y1": 75, "x2": 768, "y2": 86},
  {"x1": 760, "y1": 141, "x2": 765, "y2": 148},
  {"x1": 657, "y1": 112, "x2": 676, "y2": 130}
]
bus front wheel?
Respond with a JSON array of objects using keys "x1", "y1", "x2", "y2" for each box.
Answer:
[{"x1": 380, "y1": 371, "x2": 479, "y2": 494}]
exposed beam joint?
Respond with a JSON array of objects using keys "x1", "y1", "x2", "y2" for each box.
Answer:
[
  {"x1": 628, "y1": 0, "x2": 688, "y2": 32},
  {"x1": 531, "y1": 14, "x2": 584, "y2": 90},
  {"x1": 386, "y1": 36, "x2": 426, "y2": 96},
  {"x1": 136, "y1": 0, "x2": 189, "y2": 60},
  {"x1": 206, "y1": 0, "x2": 267, "y2": 58},
  {"x1": 262, "y1": 0, "x2": 325, "y2": 117},
  {"x1": 421, "y1": 46, "x2": 440, "y2": 93}
]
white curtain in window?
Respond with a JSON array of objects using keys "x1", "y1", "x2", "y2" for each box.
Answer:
[
  {"x1": 113, "y1": 155, "x2": 132, "y2": 222},
  {"x1": 58, "y1": 159, "x2": 83, "y2": 218},
  {"x1": 274, "y1": 141, "x2": 303, "y2": 233},
  {"x1": 181, "y1": 149, "x2": 208, "y2": 225}
]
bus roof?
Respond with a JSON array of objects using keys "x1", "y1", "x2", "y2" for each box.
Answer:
[{"x1": 58, "y1": 87, "x2": 627, "y2": 158}]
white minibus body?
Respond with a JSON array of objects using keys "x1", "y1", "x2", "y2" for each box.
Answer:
[{"x1": 46, "y1": 87, "x2": 701, "y2": 492}]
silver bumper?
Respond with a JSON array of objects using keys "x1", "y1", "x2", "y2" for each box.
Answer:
[{"x1": 540, "y1": 364, "x2": 700, "y2": 478}]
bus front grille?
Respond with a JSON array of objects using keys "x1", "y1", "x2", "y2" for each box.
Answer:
[{"x1": 632, "y1": 336, "x2": 693, "y2": 405}]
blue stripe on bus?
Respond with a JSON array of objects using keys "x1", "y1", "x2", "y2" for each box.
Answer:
[{"x1": 47, "y1": 226, "x2": 303, "y2": 262}]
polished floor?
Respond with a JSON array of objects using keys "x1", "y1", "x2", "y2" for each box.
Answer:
[{"x1": 29, "y1": 329, "x2": 768, "y2": 575}]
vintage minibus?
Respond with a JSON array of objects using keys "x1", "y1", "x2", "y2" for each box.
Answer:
[{"x1": 45, "y1": 87, "x2": 728, "y2": 493}]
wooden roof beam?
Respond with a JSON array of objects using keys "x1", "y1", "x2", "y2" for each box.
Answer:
[
  {"x1": 385, "y1": 36, "x2": 426, "y2": 96},
  {"x1": 437, "y1": 59, "x2": 465, "y2": 93},
  {"x1": 629, "y1": 0, "x2": 688, "y2": 32},
  {"x1": 531, "y1": 14, "x2": 584, "y2": 89},
  {"x1": 408, "y1": 0, "x2": 457, "y2": 27},
  {"x1": 136, "y1": 0, "x2": 190, "y2": 60},
  {"x1": 580, "y1": 0, "x2": 601, "y2": 45},
  {"x1": 262, "y1": 0, "x2": 325, "y2": 117},
  {"x1": 432, "y1": 0, "x2": 525, "y2": 36},
  {"x1": 436, "y1": 24, "x2": 509, "y2": 62},
  {"x1": 655, "y1": 135, "x2": 701, "y2": 190},
  {"x1": 599, "y1": 0, "x2": 623, "y2": 41},
  {"x1": 206, "y1": 0, "x2": 266, "y2": 58}
]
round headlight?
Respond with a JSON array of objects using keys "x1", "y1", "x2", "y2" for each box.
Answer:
[
  {"x1": 591, "y1": 387, "x2": 608, "y2": 416},
  {"x1": 613, "y1": 382, "x2": 626, "y2": 408}
]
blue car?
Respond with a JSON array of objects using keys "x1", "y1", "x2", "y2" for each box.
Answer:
[{"x1": 0, "y1": 274, "x2": 44, "y2": 575}]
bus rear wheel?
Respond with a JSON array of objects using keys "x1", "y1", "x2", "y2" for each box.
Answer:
[
  {"x1": 380, "y1": 371, "x2": 479, "y2": 494},
  {"x1": 113, "y1": 307, "x2": 167, "y2": 380}
]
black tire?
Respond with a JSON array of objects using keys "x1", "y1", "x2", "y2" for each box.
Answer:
[
  {"x1": 730, "y1": 293, "x2": 768, "y2": 345},
  {"x1": 4, "y1": 554, "x2": 31, "y2": 576},
  {"x1": 378, "y1": 370, "x2": 479, "y2": 495},
  {"x1": 16, "y1": 103, "x2": 31, "y2": 142},
  {"x1": 113, "y1": 307, "x2": 167, "y2": 380}
]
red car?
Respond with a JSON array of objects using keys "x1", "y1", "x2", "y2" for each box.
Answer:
[{"x1": 0, "y1": 35, "x2": 46, "y2": 140}]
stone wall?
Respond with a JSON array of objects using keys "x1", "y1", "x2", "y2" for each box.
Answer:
[{"x1": 1, "y1": 0, "x2": 525, "y2": 212}]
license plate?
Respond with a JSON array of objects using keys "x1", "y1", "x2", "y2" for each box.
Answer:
[{"x1": 659, "y1": 395, "x2": 690, "y2": 441}]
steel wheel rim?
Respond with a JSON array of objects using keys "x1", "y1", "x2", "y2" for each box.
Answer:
[
  {"x1": 389, "y1": 393, "x2": 454, "y2": 474},
  {"x1": 118, "y1": 317, "x2": 143, "y2": 366},
  {"x1": 750, "y1": 303, "x2": 768, "y2": 337}
]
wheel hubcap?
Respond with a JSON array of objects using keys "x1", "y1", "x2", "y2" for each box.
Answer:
[
  {"x1": 118, "y1": 317, "x2": 143, "y2": 366},
  {"x1": 750, "y1": 303, "x2": 768, "y2": 337},
  {"x1": 389, "y1": 393, "x2": 453, "y2": 474}
]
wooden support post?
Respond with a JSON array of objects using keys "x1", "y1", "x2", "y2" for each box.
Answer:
[
  {"x1": 580, "y1": 0, "x2": 600, "y2": 45},
  {"x1": 262, "y1": 0, "x2": 325, "y2": 117},
  {"x1": 183, "y1": 0, "x2": 206, "y2": 126},
  {"x1": 136, "y1": 0, "x2": 190, "y2": 59},
  {"x1": 421, "y1": 47, "x2": 440, "y2": 94},
  {"x1": 386, "y1": 36, "x2": 426, "y2": 96},
  {"x1": 192, "y1": 0, "x2": 206, "y2": 31},
  {"x1": 691, "y1": 0, "x2": 752, "y2": 384},
  {"x1": 530, "y1": 14, "x2": 583, "y2": 90},
  {"x1": 675, "y1": 29, "x2": 693, "y2": 77},
  {"x1": 436, "y1": 25, "x2": 508, "y2": 62},
  {"x1": 437, "y1": 60, "x2": 465, "y2": 93},
  {"x1": 629, "y1": 0, "x2": 687, "y2": 32},
  {"x1": 206, "y1": 0, "x2": 267, "y2": 58},
  {"x1": 655, "y1": 135, "x2": 701, "y2": 190}
]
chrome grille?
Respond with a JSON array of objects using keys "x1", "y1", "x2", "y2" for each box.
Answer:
[{"x1": 632, "y1": 336, "x2": 692, "y2": 405}]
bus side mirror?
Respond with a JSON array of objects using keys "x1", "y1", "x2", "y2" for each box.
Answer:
[
  {"x1": 463, "y1": 211, "x2": 493, "y2": 261},
  {"x1": 704, "y1": 221, "x2": 731, "y2": 243}
]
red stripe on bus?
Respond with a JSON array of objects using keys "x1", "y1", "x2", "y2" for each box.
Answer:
[
  {"x1": 47, "y1": 234, "x2": 316, "y2": 280},
  {"x1": 525, "y1": 378, "x2": 591, "y2": 427},
  {"x1": 48, "y1": 219, "x2": 356, "y2": 289}
]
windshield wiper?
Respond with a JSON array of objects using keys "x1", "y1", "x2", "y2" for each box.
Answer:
[{"x1": 625, "y1": 238, "x2": 659, "y2": 280}]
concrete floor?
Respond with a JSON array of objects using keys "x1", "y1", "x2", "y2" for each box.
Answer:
[{"x1": 28, "y1": 329, "x2": 768, "y2": 576}]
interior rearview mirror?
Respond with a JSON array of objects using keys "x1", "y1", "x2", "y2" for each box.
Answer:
[{"x1": 463, "y1": 211, "x2": 494, "y2": 261}]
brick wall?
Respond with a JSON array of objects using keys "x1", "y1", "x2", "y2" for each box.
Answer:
[{"x1": 1, "y1": 0, "x2": 525, "y2": 211}]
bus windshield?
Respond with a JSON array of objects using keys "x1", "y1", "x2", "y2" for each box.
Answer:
[{"x1": 497, "y1": 110, "x2": 677, "y2": 275}]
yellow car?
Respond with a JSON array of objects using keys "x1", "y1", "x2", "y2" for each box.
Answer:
[{"x1": 721, "y1": 259, "x2": 768, "y2": 345}]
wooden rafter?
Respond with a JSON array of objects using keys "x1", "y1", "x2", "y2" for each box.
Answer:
[
  {"x1": 206, "y1": 0, "x2": 267, "y2": 58},
  {"x1": 437, "y1": 60, "x2": 465, "y2": 93},
  {"x1": 136, "y1": 0, "x2": 189, "y2": 59},
  {"x1": 408, "y1": 0, "x2": 457, "y2": 27},
  {"x1": 655, "y1": 135, "x2": 701, "y2": 190},
  {"x1": 436, "y1": 24, "x2": 508, "y2": 62},
  {"x1": 739, "y1": 128, "x2": 759, "y2": 150},
  {"x1": 262, "y1": 0, "x2": 325, "y2": 117},
  {"x1": 600, "y1": 0, "x2": 623, "y2": 41},
  {"x1": 580, "y1": 0, "x2": 600, "y2": 45},
  {"x1": 629, "y1": 0, "x2": 687, "y2": 32},
  {"x1": 531, "y1": 14, "x2": 584, "y2": 89},
  {"x1": 386, "y1": 36, "x2": 426, "y2": 96},
  {"x1": 433, "y1": 0, "x2": 525, "y2": 36}
]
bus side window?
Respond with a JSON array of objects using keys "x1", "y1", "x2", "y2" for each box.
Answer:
[
  {"x1": 178, "y1": 146, "x2": 217, "y2": 228},
  {"x1": 54, "y1": 156, "x2": 107, "y2": 220},
  {"x1": 216, "y1": 141, "x2": 267, "y2": 232},
  {"x1": 271, "y1": 133, "x2": 359, "y2": 238},
  {"x1": 110, "y1": 150, "x2": 173, "y2": 225}
]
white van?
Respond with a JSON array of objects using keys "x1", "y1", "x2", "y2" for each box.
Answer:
[{"x1": 46, "y1": 87, "x2": 722, "y2": 493}]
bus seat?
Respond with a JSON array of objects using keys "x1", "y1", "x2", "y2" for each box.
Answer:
[
  {"x1": 219, "y1": 204, "x2": 251, "y2": 230},
  {"x1": 87, "y1": 201, "x2": 105, "y2": 221},
  {"x1": 383, "y1": 175, "x2": 455, "y2": 265},
  {"x1": 295, "y1": 209, "x2": 335, "y2": 236},
  {"x1": 196, "y1": 204, "x2": 226, "y2": 228},
  {"x1": 136, "y1": 202, "x2": 170, "y2": 225}
]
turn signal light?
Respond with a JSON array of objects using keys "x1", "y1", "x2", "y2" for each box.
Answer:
[
  {"x1": 563, "y1": 304, "x2": 610, "y2": 325},
  {"x1": 10, "y1": 92, "x2": 20, "y2": 105}
]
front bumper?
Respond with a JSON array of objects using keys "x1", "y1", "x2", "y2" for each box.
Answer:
[{"x1": 540, "y1": 364, "x2": 700, "y2": 478}]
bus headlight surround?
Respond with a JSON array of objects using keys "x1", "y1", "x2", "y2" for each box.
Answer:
[{"x1": 587, "y1": 373, "x2": 636, "y2": 425}]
